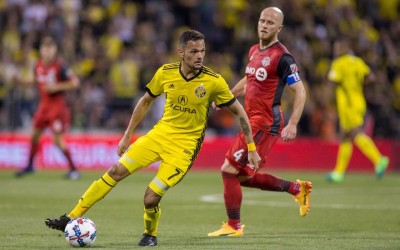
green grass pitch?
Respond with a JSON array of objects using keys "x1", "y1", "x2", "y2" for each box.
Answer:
[{"x1": 1, "y1": 169, "x2": 399, "y2": 249}]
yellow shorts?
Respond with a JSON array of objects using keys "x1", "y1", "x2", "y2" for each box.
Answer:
[
  {"x1": 118, "y1": 135, "x2": 193, "y2": 196},
  {"x1": 338, "y1": 105, "x2": 365, "y2": 131}
]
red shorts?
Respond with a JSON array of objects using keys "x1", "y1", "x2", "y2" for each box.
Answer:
[
  {"x1": 225, "y1": 129, "x2": 278, "y2": 176},
  {"x1": 33, "y1": 105, "x2": 70, "y2": 133}
]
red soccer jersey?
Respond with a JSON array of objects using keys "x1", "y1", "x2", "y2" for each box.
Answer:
[
  {"x1": 32, "y1": 59, "x2": 74, "y2": 131},
  {"x1": 34, "y1": 58, "x2": 72, "y2": 109},
  {"x1": 244, "y1": 42, "x2": 301, "y2": 135}
]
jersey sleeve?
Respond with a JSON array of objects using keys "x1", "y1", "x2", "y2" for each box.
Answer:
[
  {"x1": 277, "y1": 54, "x2": 301, "y2": 85},
  {"x1": 212, "y1": 77, "x2": 236, "y2": 107},
  {"x1": 358, "y1": 58, "x2": 370, "y2": 77},
  {"x1": 60, "y1": 62, "x2": 74, "y2": 81},
  {"x1": 145, "y1": 66, "x2": 164, "y2": 97},
  {"x1": 327, "y1": 60, "x2": 342, "y2": 83}
]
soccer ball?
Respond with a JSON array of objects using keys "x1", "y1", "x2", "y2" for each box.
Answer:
[{"x1": 64, "y1": 217, "x2": 97, "y2": 247}]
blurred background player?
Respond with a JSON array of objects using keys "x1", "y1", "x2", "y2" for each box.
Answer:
[
  {"x1": 45, "y1": 30, "x2": 261, "y2": 247},
  {"x1": 208, "y1": 7, "x2": 311, "y2": 237},
  {"x1": 15, "y1": 36, "x2": 80, "y2": 180},
  {"x1": 326, "y1": 38, "x2": 390, "y2": 183}
]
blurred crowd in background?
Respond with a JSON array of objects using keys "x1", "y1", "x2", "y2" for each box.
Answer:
[{"x1": 0, "y1": 0, "x2": 399, "y2": 139}]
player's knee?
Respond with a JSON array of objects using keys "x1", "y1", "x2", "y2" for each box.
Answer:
[
  {"x1": 144, "y1": 187, "x2": 162, "y2": 209},
  {"x1": 107, "y1": 162, "x2": 130, "y2": 182},
  {"x1": 221, "y1": 159, "x2": 238, "y2": 174}
]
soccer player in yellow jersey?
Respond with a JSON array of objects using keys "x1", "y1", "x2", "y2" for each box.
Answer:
[
  {"x1": 326, "y1": 38, "x2": 389, "y2": 183},
  {"x1": 45, "y1": 30, "x2": 261, "y2": 247}
]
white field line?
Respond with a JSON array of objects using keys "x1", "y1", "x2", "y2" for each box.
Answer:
[{"x1": 200, "y1": 192, "x2": 400, "y2": 211}]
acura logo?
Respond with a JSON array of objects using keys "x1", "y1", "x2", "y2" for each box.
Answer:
[{"x1": 178, "y1": 95, "x2": 188, "y2": 105}]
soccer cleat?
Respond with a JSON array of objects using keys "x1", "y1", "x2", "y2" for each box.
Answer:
[
  {"x1": 15, "y1": 167, "x2": 35, "y2": 178},
  {"x1": 65, "y1": 170, "x2": 81, "y2": 180},
  {"x1": 326, "y1": 172, "x2": 344, "y2": 183},
  {"x1": 207, "y1": 222, "x2": 245, "y2": 237},
  {"x1": 375, "y1": 156, "x2": 389, "y2": 180},
  {"x1": 294, "y1": 180, "x2": 312, "y2": 217},
  {"x1": 138, "y1": 233, "x2": 157, "y2": 246},
  {"x1": 45, "y1": 214, "x2": 71, "y2": 232}
]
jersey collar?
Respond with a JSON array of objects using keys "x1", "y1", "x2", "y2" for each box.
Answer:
[{"x1": 179, "y1": 63, "x2": 203, "y2": 82}]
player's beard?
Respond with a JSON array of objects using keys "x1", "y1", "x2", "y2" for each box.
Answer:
[{"x1": 259, "y1": 31, "x2": 277, "y2": 47}]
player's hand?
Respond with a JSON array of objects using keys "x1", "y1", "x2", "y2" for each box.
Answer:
[
  {"x1": 247, "y1": 150, "x2": 261, "y2": 172},
  {"x1": 211, "y1": 102, "x2": 221, "y2": 111},
  {"x1": 117, "y1": 135, "x2": 131, "y2": 157},
  {"x1": 281, "y1": 123, "x2": 297, "y2": 142}
]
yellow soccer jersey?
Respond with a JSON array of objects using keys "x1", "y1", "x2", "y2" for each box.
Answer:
[
  {"x1": 328, "y1": 54, "x2": 370, "y2": 113},
  {"x1": 145, "y1": 62, "x2": 235, "y2": 158}
]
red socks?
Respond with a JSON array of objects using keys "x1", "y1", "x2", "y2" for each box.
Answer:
[
  {"x1": 241, "y1": 172, "x2": 300, "y2": 195},
  {"x1": 222, "y1": 171, "x2": 301, "y2": 230},
  {"x1": 222, "y1": 172, "x2": 242, "y2": 230},
  {"x1": 62, "y1": 149, "x2": 77, "y2": 171}
]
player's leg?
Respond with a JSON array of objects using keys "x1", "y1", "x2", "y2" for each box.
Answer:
[
  {"x1": 52, "y1": 111, "x2": 79, "y2": 179},
  {"x1": 15, "y1": 127, "x2": 43, "y2": 177},
  {"x1": 45, "y1": 135, "x2": 159, "y2": 232},
  {"x1": 138, "y1": 149, "x2": 192, "y2": 246},
  {"x1": 53, "y1": 131, "x2": 79, "y2": 179},
  {"x1": 208, "y1": 159, "x2": 245, "y2": 237},
  {"x1": 138, "y1": 187, "x2": 161, "y2": 247},
  {"x1": 68, "y1": 162, "x2": 129, "y2": 218},
  {"x1": 209, "y1": 131, "x2": 252, "y2": 237},
  {"x1": 327, "y1": 137, "x2": 353, "y2": 182},
  {"x1": 327, "y1": 108, "x2": 355, "y2": 182},
  {"x1": 353, "y1": 132, "x2": 389, "y2": 179},
  {"x1": 238, "y1": 133, "x2": 312, "y2": 216},
  {"x1": 240, "y1": 168, "x2": 312, "y2": 216},
  {"x1": 45, "y1": 162, "x2": 129, "y2": 231}
]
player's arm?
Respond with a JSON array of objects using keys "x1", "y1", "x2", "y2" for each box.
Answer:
[
  {"x1": 281, "y1": 80, "x2": 306, "y2": 142},
  {"x1": 117, "y1": 92, "x2": 156, "y2": 156},
  {"x1": 226, "y1": 100, "x2": 261, "y2": 168},
  {"x1": 45, "y1": 68, "x2": 80, "y2": 93},
  {"x1": 231, "y1": 76, "x2": 247, "y2": 97},
  {"x1": 364, "y1": 70, "x2": 376, "y2": 84},
  {"x1": 212, "y1": 77, "x2": 247, "y2": 111}
]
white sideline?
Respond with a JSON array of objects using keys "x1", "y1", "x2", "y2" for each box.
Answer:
[{"x1": 200, "y1": 193, "x2": 400, "y2": 211}]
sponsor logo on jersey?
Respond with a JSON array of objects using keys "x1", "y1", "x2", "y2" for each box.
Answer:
[
  {"x1": 262, "y1": 57, "x2": 270, "y2": 67},
  {"x1": 37, "y1": 69, "x2": 57, "y2": 84},
  {"x1": 172, "y1": 95, "x2": 196, "y2": 114},
  {"x1": 255, "y1": 68, "x2": 267, "y2": 81},
  {"x1": 246, "y1": 67, "x2": 268, "y2": 81},
  {"x1": 195, "y1": 84, "x2": 206, "y2": 98},
  {"x1": 178, "y1": 95, "x2": 188, "y2": 105},
  {"x1": 168, "y1": 84, "x2": 175, "y2": 89},
  {"x1": 170, "y1": 104, "x2": 196, "y2": 114},
  {"x1": 245, "y1": 67, "x2": 256, "y2": 74}
]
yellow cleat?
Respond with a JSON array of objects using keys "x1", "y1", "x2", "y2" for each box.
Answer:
[
  {"x1": 294, "y1": 180, "x2": 312, "y2": 216},
  {"x1": 208, "y1": 222, "x2": 245, "y2": 237}
]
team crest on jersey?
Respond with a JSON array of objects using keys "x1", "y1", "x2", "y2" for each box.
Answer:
[
  {"x1": 195, "y1": 84, "x2": 206, "y2": 98},
  {"x1": 290, "y1": 63, "x2": 298, "y2": 73},
  {"x1": 261, "y1": 57, "x2": 270, "y2": 67}
]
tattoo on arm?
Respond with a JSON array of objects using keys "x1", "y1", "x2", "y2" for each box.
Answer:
[{"x1": 239, "y1": 116, "x2": 250, "y2": 136}]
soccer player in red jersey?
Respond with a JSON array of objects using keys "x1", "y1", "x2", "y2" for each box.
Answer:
[
  {"x1": 15, "y1": 36, "x2": 80, "y2": 179},
  {"x1": 208, "y1": 7, "x2": 312, "y2": 237}
]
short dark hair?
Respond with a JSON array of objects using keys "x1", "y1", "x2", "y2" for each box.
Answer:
[
  {"x1": 179, "y1": 30, "x2": 205, "y2": 47},
  {"x1": 40, "y1": 36, "x2": 57, "y2": 47}
]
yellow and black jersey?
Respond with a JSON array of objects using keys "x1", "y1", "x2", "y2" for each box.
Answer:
[{"x1": 145, "y1": 62, "x2": 235, "y2": 157}]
